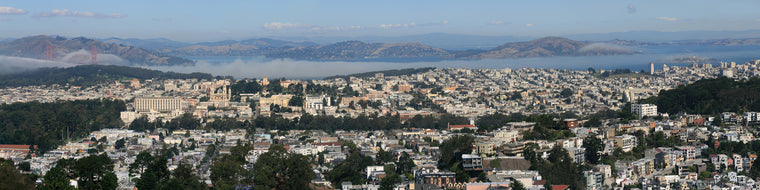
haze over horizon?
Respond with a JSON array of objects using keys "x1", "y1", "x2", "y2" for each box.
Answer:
[{"x1": 2, "y1": 0, "x2": 760, "y2": 42}]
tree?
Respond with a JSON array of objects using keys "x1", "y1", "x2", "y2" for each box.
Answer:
[
  {"x1": 130, "y1": 152, "x2": 170, "y2": 189},
  {"x1": 379, "y1": 164, "x2": 401, "y2": 190},
  {"x1": 376, "y1": 148, "x2": 394, "y2": 164},
  {"x1": 114, "y1": 138, "x2": 126, "y2": 150},
  {"x1": 582, "y1": 136, "x2": 603, "y2": 165},
  {"x1": 164, "y1": 162, "x2": 207, "y2": 190},
  {"x1": 397, "y1": 152, "x2": 416, "y2": 175},
  {"x1": 136, "y1": 170, "x2": 158, "y2": 190},
  {"x1": 512, "y1": 179, "x2": 526, "y2": 190},
  {"x1": 210, "y1": 154, "x2": 248, "y2": 189},
  {"x1": 252, "y1": 145, "x2": 315, "y2": 189},
  {"x1": 751, "y1": 157, "x2": 760, "y2": 179},
  {"x1": 74, "y1": 154, "x2": 118, "y2": 190},
  {"x1": 41, "y1": 166, "x2": 76, "y2": 190},
  {"x1": 0, "y1": 159, "x2": 35, "y2": 190},
  {"x1": 328, "y1": 152, "x2": 373, "y2": 189},
  {"x1": 560, "y1": 88, "x2": 574, "y2": 98}
]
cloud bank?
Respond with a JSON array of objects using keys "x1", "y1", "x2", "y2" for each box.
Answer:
[
  {"x1": 0, "y1": 6, "x2": 27, "y2": 15},
  {"x1": 656, "y1": 17, "x2": 679, "y2": 21},
  {"x1": 263, "y1": 22, "x2": 314, "y2": 30},
  {"x1": 0, "y1": 56, "x2": 78, "y2": 74},
  {"x1": 33, "y1": 9, "x2": 125, "y2": 19}
]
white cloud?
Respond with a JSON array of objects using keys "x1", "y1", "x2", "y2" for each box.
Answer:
[
  {"x1": 656, "y1": 17, "x2": 679, "y2": 21},
  {"x1": 33, "y1": 9, "x2": 125, "y2": 19},
  {"x1": 525, "y1": 24, "x2": 534, "y2": 27},
  {"x1": 627, "y1": 4, "x2": 636, "y2": 14},
  {"x1": 265, "y1": 20, "x2": 447, "y2": 31},
  {"x1": 488, "y1": 21, "x2": 506, "y2": 25},
  {"x1": 0, "y1": 6, "x2": 27, "y2": 15},
  {"x1": 0, "y1": 18, "x2": 10, "y2": 21},
  {"x1": 263, "y1": 22, "x2": 313, "y2": 30}
]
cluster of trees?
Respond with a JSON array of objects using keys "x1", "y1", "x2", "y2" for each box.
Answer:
[
  {"x1": 643, "y1": 77, "x2": 760, "y2": 114},
  {"x1": 42, "y1": 154, "x2": 118, "y2": 190},
  {"x1": 124, "y1": 151, "x2": 206, "y2": 190},
  {"x1": 524, "y1": 145, "x2": 584, "y2": 189},
  {"x1": 476, "y1": 113, "x2": 576, "y2": 141},
  {"x1": 327, "y1": 149, "x2": 374, "y2": 188},
  {"x1": 437, "y1": 135, "x2": 485, "y2": 182},
  {"x1": 0, "y1": 65, "x2": 215, "y2": 88},
  {"x1": 0, "y1": 99, "x2": 125, "y2": 152},
  {"x1": 127, "y1": 112, "x2": 468, "y2": 135},
  {"x1": 129, "y1": 113, "x2": 201, "y2": 132},
  {"x1": 209, "y1": 144, "x2": 314, "y2": 189},
  {"x1": 0, "y1": 158, "x2": 36, "y2": 190}
]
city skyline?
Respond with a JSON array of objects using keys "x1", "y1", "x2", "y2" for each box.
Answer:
[{"x1": 1, "y1": 0, "x2": 760, "y2": 42}]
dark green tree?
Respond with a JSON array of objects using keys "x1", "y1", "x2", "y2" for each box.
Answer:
[
  {"x1": 164, "y1": 162, "x2": 207, "y2": 190},
  {"x1": 397, "y1": 152, "x2": 416, "y2": 175},
  {"x1": 379, "y1": 164, "x2": 401, "y2": 190},
  {"x1": 512, "y1": 179, "x2": 526, "y2": 190},
  {"x1": 582, "y1": 136, "x2": 603, "y2": 164},
  {"x1": 252, "y1": 145, "x2": 315, "y2": 190},
  {"x1": 41, "y1": 166, "x2": 76, "y2": 190},
  {"x1": 0, "y1": 159, "x2": 35, "y2": 190},
  {"x1": 74, "y1": 154, "x2": 118, "y2": 190}
]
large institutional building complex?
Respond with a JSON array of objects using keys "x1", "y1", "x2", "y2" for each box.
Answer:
[{"x1": 135, "y1": 97, "x2": 182, "y2": 112}]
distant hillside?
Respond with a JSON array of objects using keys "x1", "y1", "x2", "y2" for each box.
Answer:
[
  {"x1": 673, "y1": 38, "x2": 760, "y2": 46},
  {"x1": 642, "y1": 77, "x2": 760, "y2": 114},
  {"x1": 100, "y1": 37, "x2": 190, "y2": 50},
  {"x1": 324, "y1": 67, "x2": 435, "y2": 80},
  {"x1": 0, "y1": 35, "x2": 194, "y2": 66},
  {"x1": 265, "y1": 41, "x2": 452, "y2": 60},
  {"x1": 0, "y1": 64, "x2": 214, "y2": 88},
  {"x1": 461, "y1": 36, "x2": 634, "y2": 59},
  {"x1": 158, "y1": 38, "x2": 318, "y2": 57}
]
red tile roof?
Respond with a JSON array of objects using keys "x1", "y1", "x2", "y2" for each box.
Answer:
[{"x1": 552, "y1": 185, "x2": 570, "y2": 190}]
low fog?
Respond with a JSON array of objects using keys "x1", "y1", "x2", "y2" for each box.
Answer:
[
  {"x1": 0, "y1": 50, "x2": 127, "y2": 74},
  {"x1": 0, "y1": 56, "x2": 78, "y2": 74},
  {"x1": 60, "y1": 49, "x2": 128, "y2": 65},
  {"x1": 144, "y1": 57, "x2": 414, "y2": 79}
]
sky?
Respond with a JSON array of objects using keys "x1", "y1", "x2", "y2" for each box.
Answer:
[{"x1": 1, "y1": 0, "x2": 760, "y2": 42}]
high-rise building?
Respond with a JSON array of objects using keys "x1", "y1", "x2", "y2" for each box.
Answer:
[
  {"x1": 632, "y1": 103, "x2": 658, "y2": 117},
  {"x1": 649, "y1": 62, "x2": 654, "y2": 75}
]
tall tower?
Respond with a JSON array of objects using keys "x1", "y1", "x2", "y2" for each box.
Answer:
[
  {"x1": 91, "y1": 45, "x2": 97, "y2": 64},
  {"x1": 44, "y1": 46, "x2": 53, "y2": 61},
  {"x1": 649, "y1": 62, "x2": 654, "y2": 75}
]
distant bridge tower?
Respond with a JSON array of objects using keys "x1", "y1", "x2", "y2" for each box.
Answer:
[
  {"x1": 44, "y1": 46, "x2": 53, "y2": 61},
  {"x1": 91, "y1": 45, "x2": 97, "y2": 64}
]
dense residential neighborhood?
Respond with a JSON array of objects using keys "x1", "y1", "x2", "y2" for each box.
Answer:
[{"x1": 3, "y1": 60, "x2": 760, "y2": 189}]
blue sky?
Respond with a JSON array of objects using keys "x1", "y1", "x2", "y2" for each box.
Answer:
[{"x1": 1, "y1": 0, "x2": 759, "y2": 42}]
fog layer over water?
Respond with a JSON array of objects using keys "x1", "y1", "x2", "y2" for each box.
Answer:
[
  {"x1": 144, "y1": 45, "x2": 760, "y2": 79},
  {"x1": 0, "y1": 45, "x2": 757, "y2": 79}
]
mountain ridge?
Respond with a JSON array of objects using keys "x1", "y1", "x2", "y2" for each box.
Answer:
[{"x1": 0, "y1": 35, "x2": 194, "y2": 66}]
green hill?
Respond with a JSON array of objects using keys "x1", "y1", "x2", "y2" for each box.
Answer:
[
  {"x1": 642, "y1": 77, "x2": 760, "y2": 114},
  {"x1": 0, "y1": 65, "x2": 214, "y2": 88}
]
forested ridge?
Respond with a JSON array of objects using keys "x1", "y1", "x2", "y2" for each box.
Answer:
[
  {"x1": 643, "y1": 77, "x2": 760, "y2": 114},
  {"x1": 0, "y1": 99, "x2": 126, "y2": 152},
  {"x1": 0, "y1": 65, "x2": 215, "y2": 88}
]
